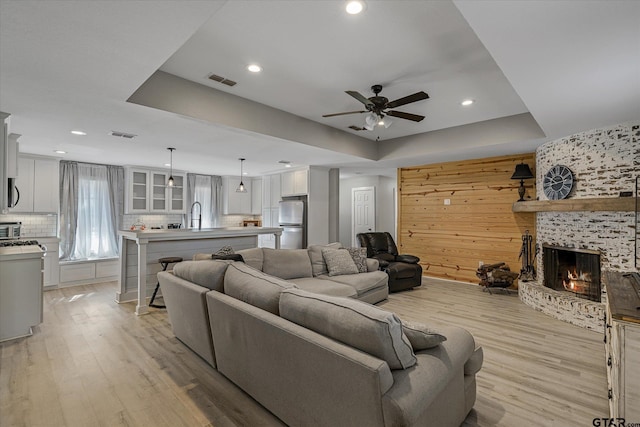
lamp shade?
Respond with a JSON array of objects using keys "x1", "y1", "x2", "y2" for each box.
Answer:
[{"x1": 511, "y1": 163, "x2": 534, "y2": 180}]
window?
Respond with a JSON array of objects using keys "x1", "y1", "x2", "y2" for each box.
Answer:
[
  {"x1": 187, "y1": 174, "x2": 222, "y2": 229},
  {"x1": 60, "y1": 161, "x2": 123, "y2": 261}
]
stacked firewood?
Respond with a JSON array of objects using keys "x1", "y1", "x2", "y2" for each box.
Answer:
[{"x1": 476, "y1": 262, "x2": 519, "y2": 289}]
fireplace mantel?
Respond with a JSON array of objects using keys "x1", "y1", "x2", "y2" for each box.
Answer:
[{"x1": 512, "y1": 197, "x2": 636, "y2": 213}]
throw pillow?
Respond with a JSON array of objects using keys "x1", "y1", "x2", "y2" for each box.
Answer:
[
  {"x1": 400, "y1": 319, "x2": 447, "y2": 350},
  {"x1": 279, "y1": 288, "x2": 416, "y2": 369},
  {"x1": 346, "y1": 247, "x2": 368, "y2": 273},
  {"x1": 308, "y1": 242, "x2": 342, "y2": 276},
  {"x1": 322, "y1": 248, "x2": 359, "y2": 276}
]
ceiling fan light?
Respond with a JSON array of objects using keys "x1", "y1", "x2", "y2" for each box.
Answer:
[
  {"x1": 382, "y1": 118, "x2": 392, "y2": 128},
  {"x1": 365, "y1": 113, "x2": 378, "y2": 127}
]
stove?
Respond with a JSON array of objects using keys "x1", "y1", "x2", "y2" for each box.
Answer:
[{"x1": 0, "y1": 240, "x2": 40, "y2": 247}]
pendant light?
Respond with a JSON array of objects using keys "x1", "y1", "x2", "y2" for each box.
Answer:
[
  {"x1": 236, "y1": 158, "x2": 247, "y2": 193},
  {"x1": 167, "y1": 147, "x2": 175, "y2": 187}
]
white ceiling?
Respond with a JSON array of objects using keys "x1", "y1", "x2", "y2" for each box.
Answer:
[{"x1": 0, "y1": 0, "x2": 638, "y2": 179}]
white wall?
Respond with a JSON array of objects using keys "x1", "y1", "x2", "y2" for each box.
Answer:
[{"x1": 338, "y1": 174, "x2": 397, "y2": 247}]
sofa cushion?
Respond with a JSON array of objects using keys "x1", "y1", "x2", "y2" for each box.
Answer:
[
  {"x1": 236, "y1": 247, "x2": 264, "y2": 271},
  {"x1": 346, "y1": 247, "x2": 368, "y2": 273},
  {"x1": 287, "y1": 277, "x2": 358, "y2": 298},
  {"x1": 322, "y1": 248, "x2": 359, "y2": 276},
  {"x1": 262, "y1": 248, "x2": 313, "y2": 280},
  {"x1": 318, "y1": 271, "x2": 388, "y2": 296},
  {"x1": 172, "y1": 260, "x2": 233, "y2": 292},
  {"x1": 279, "y1": 288, "x2": 416, "y2": 370},
  {"x1": 308, "y1": 242, "x2": 342, "y2": 276},
  {"x1": 224, "y1": 262, "x2": 296, "y2": 315},
  {"x1": 400, "y1": 320, "x2": 447, "y2": 350}
]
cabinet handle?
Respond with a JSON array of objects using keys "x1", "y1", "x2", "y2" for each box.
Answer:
[
  {"x1": 608, "y1": 389, "x2": 612, "y2": 400},
  {"x1": 607, "y1": 356, "x2": 612, "y2": 366}
]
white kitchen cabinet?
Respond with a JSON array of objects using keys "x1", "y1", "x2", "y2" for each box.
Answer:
[
  {"x1": 127, "y1": 169, "x2": 149, "y2": 213},
  {"x1": 39, "y1": 237, "x2": 60, "y2": 288},
  {"x1": 259, "y1": 174, "x2": 281, "y2": 248},
  {"x1": 281, "y1": 169, "x2": 308, "y2": 197},
  {"x1": 258, "y1": 206, "x2": 280, "y2": 248},
  {"x1": 604, "y1": 272, "x2": 640, "y2": 420},
  {"x1": 169, "y1": 174, "x2": 185, "y2": 213},
  {"x1": 251, "y1": 178, "x2": 262, "y2": 215},
  {"x1": 126, "y1": 168, "x2": 185, "y2": 214},
  {"x1": 150, "y1": 171, "x2": 168, "y2": 212},
  {"x1": 10, "y1": 155, "x2": 58, "y2": 213},
  {"x1": 222, "y1": 176, "x2": 252, "y2": 214}
]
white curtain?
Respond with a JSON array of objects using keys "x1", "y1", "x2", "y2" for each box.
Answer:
[
  {"x1": 187, "y1": 174, "x2": 222, "y2": 228},
  {"x1": 60, "y1": 161, "x2": 123, "y2": 260}
]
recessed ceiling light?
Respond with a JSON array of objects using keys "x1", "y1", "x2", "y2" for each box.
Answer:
[
  {"x1": 70, "y1": 130, "x2": 86, "y2": 135},
  {"x1": 164, "y1": 163, "x2": 171, "y2": 167},
  {"x1": 247, "y1": 64, "x2": 262, "y2": 73},
  {"x1": 346, "y1": 1, "x2": 364, "y2": 14},
  {"x1": 461, "y1": 99, "x2": 474, "y2": 106},
  {"x1": 54, "y1": 150, "x2": 66, "y2": 154}
]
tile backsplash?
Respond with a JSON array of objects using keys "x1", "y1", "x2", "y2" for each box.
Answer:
[
  {"x1": 0, "y1": 212, "x2": 262, "y2": 238},
  {"x1": 0, "y1": 213, "x2": 58, "y2": 237}
]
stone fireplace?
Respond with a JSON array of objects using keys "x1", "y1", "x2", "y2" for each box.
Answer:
[
  {"x1": 542, "y1": 245, "x2": 601, "y2": 302},
  {"x1": 518, "y1": 121, "x2": 639, "y2": 331}
]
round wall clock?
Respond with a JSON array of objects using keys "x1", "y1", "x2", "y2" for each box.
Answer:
[{"x1": 543, "y1": 164, "x2": 574, "y2": 200}]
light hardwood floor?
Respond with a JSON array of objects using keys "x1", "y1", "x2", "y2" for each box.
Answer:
[{"x1": 0, "y1": 278, "x2": 608, "y2": 426}]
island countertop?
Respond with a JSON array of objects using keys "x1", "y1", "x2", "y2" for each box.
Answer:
[
  {"x1": 118, "y1": 226, "x2": 283, "y2": 242},
  {"x1": 117, "y1": 226, "x2": 282, "y2": 315}
]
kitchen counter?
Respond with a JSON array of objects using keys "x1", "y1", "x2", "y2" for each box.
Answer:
[
  {"x1": 116, "y1": 227, "x2": 282, "y2": 315},
  {"x1": 605, "y1": 271, "x2": 640, "y2": 324},
  {"x1": 118, "y1": 226, "x2": 282, "y2": 242},
  {"x1": 0, "y1": 244, "x2": 44, "y2": 260}
]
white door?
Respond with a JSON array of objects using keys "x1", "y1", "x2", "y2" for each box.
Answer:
[{"x1": 352, "y1": 187, "x2": 375, "y2": 246}]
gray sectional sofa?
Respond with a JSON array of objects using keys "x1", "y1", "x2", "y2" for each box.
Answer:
[{"x1": 158, "y1": 245, "x2": 483, "y2": 426}]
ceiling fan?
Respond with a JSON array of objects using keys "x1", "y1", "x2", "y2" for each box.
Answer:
[{"x1": 323, "y1": 84, "x2": 429, "y2": 130}]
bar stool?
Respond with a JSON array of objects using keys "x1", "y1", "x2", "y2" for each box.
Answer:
[{"x1": 149, "y1": 256, "x2": 183, "y2": 308}]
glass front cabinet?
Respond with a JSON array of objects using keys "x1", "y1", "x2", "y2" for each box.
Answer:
[{"x1": 126, "y1": 168, "x2": 186, "y2": 214}]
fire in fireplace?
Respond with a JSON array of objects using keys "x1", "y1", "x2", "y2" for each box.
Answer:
[{"x1": 543, "y1": 244, "x2": 601, "y2": 302}]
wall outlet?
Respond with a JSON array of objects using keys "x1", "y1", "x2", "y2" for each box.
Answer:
[{"x1": 444, "y1": 199, "x2": 451, "y2": 205}]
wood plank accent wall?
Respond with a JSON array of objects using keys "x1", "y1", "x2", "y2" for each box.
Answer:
[{"x1": 398, "y1": 153, "x2": 536, "y2": 284}]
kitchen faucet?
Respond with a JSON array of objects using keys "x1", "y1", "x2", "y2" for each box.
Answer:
[{"x1": 190, "y1": 201, "x2": 202, "y2": 230}]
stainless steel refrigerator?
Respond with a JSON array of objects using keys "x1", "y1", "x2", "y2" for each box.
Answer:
[{"x1": 278, "y1": 200, "x2": 306, "y2": 249}]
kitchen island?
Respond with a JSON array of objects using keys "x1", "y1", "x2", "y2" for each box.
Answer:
[{"x1": 116, "y1": 227, "x2": 282, "y2": 315}]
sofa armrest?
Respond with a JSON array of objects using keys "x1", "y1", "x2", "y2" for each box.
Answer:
[
  {"x1": 374, "y1": 257, "x2": 390, "y2": 269},
  {"x1": 365, "y1": 257, "x2": 380, "y2": 272},
  {"x1": 158, "y1": 271, "x2": 216, "y2": 366},
  {"x1": 396, "y1": 254, "x2": 420, "y2": 264}
]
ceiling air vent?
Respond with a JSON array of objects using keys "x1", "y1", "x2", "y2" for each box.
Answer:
[
  {"x1": 109, "y1": 131, "x2": 137, "y2": 139},
  {"x1": 208, "y1": 73, "x2": 237, "y2": 87}
]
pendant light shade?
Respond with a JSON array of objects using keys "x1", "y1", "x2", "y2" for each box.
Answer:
[
  {"x1": 167, "y1": 147, "x2": 175, "y2": 187},
  {"x1": 236, "y1": 158, "x2": 247, "y2": 193}
]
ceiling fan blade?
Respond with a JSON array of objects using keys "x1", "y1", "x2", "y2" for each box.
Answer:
[
  {"x1": 386, "y1": 91, "x2": 429, "y2": 109},
  {"x1": 322, "y1": 110, "x2": 367, "y2": 118},
  {"x1": 345, "y1": 91, "x2": 375, "y2": 107},
  {"x1": 386, "y1": 110, "x2": 425, "y2": 122}
]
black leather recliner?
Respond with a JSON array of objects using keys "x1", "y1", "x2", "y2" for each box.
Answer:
[{"x1": 356, "y1": 232, "x2": 422, "y2": 293}]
